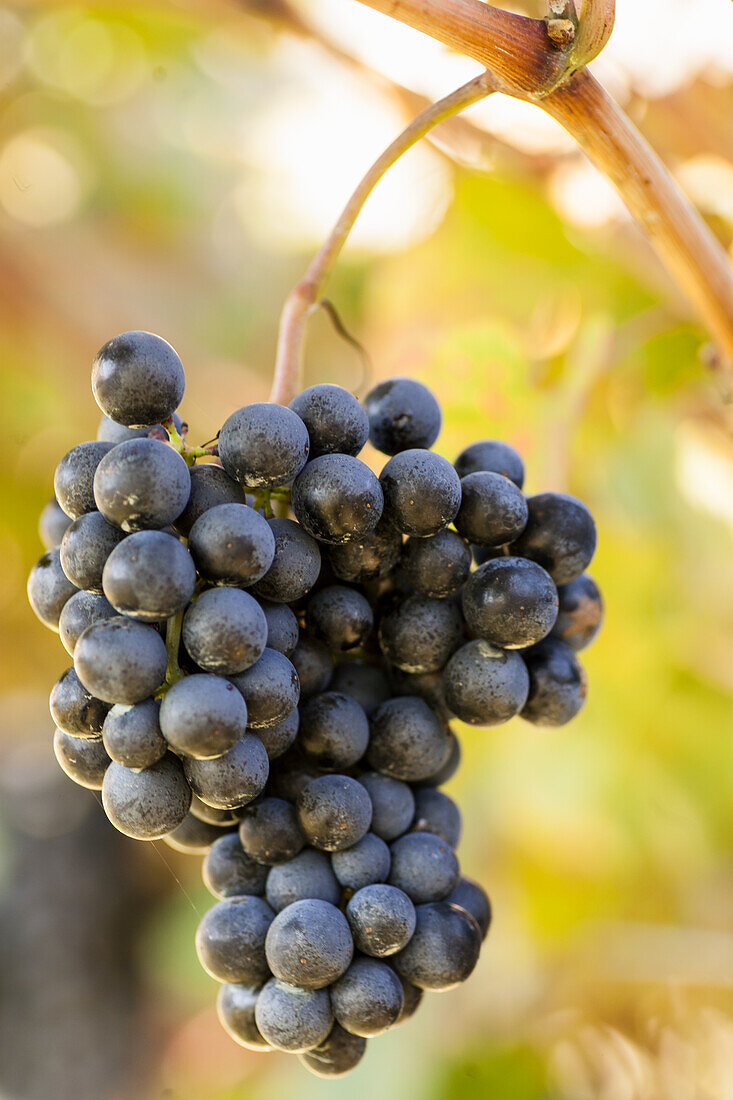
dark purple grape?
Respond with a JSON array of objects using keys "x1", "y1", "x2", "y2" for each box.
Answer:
[
  {"x1": 330, "y1": 957, "x2": 404, "y2": 1037},
  {"x1": 54, "y1": 441, "x2": 114, "y2": 519},
  {"x1": 346, "y1": 884, "x2": 416, "y2": 957},
  {"x1": 443, "y1": 639, "x2": 529, "y2": 726},
  {"x1": 292, "y1": 454, "x2": 383, "y2": 545},
  {"x1": 217, "y1": 983, "x2": 271, "y2": 1051},
  {"x1": 521, "y1": 637, "x2": 587, "y2": 726},
  {"x1": 365, "y1": 378, "x2": 441, "y2": 455},
  {"x1": 182, "y1": 588, "x2": 268, "y2": 675},
  {"x1": 239, "y1": 798, "x2": 304, "y2": 865},
  {"x1": 160, "y1": 673, "x2": 249, "y2": 758},
  {"x1": 203, "y1": 833, "x2": 269, "y2": 900},
  {"x1": 74, "y1": 616, "x2": 168, "y2": 705},
  {"x1": 50, "y1": 667, "x2": 110, "y2": 737},
  {"x1": 298, "y1": 1023, "x2": 366, "y2": 1077},
  {"x1": 393, "y1": 901, "x2": 481, "y2": 990},
  {"x1": 289, "y1": 384, "x2": 369, "y2": 458},
  {"x1": 550, "y1": 573, "x2": 603, "y2": 651},
  {"x1": 163, "y1": 815, "x2": 230, "y2": 854},
  {"x1": 92, "y1": 330, "x2": 185, "y2": 427},
  {"x1": 289, "y1": 633, "x2": 333, "y2": 697},
  {"x1": 93, "y1": 438, "x2": 191, "y2": 532},
  {"x1": 53, "y1": 729, "x2": 110, "y2": 790},
  {"x1": 103, "y1": 530, "x2": 196, "y2": 621},
  {"x1": 265, "y1": 898, "x2": 353, "y2": 989},
  {"x1": 230, "y1": 648, "x2": 300, "y2": 729},
  {"x1": 411, "y1": 787, "x2": 462, "y2": 848},
  {"x1": 257, "y1": 599, "x2": 299, "y2": 656},
  {"x1": 102, "y1": 697, "x2": 167, "y2": 769},
  {"x1": 297, "y1": 775, "x2": 373, "y2": 852},
  {"x1": 58, "y1": 590, "x2": 118, "y2": 655},
  {"x1": 511, "y1": 492, "x2": 597, "y2": 584},
  {"x1": 329, "y1": 662, "x2": 391, "y2": 716},
  {"x1": 380, "y1": 449, "x2": 461, "y2": 538},
  {"x1": 299, "y1": 692, "x2": 369, "y2": 771},
  {"x1": 39, "y1": 497, "x2": 72, "y2": 548},
  {"x1": 307, "y1": 586, "x2": 373, "y2": 652},
  {"x1": 366, "y1": 697, "x2": 450, "y2": 782},
  {"x1": 101, "y1": 753, "x2": 191, "y2": 840},
  {"x1": 188, "y1": 503, "x2": 275, "y2": 587},
  {"x1": 378, "y1": 594, "x2": 462, "y2": 674},
  {"x1": 454, "y1": 471, "x2": 527, "y2": 547},
  {"x1": 327, "y1": 518, "x2": 402, "y2": 583},
  {"x1": 330, "y1": 833, "x2": 391, "y2": 891},
  {"x1": 462, "y1": 557, "x2": 558, "y2": 649},
  {"x1": 357, "y1": 774, "x2": 415, "y2": 841},
  {"x1": 174, "y1": 464, "x2": 246, "y2": 537},
  {"x1": 401, "y1": 529, "x2": 471, "y2": 598},
  {"x1": 255, "y1": 979, "x2": 333, "y2": 1053},
  {"x1": 183, "y1": 734, "x2": 269, "y2": 809},
  {"x1": 255, "y1": 709, "x2": 299, "y2": 761},
  {"x1": 252, "y1": 518, "x2": 321, "y2": 604},
  {"x1": 27, "y1": 548, "x2": 78, "y2": 630},
  {"x1": 388, "y1": 832, "x2": 459, "y2": 904},
  {"x1": 446, "y1": 878, "x2": 492, "y2": 941},
  {"x1": 196, "y1": 895, "x2": 275, "y2": 984},
  {"x1": 454, "y1": 439, "x2": 525, "y2": 487},
  {"x1": 219, "y1": 403, "x2": 310, "y2": 489},
  {"x1": 265, "y1": 848, "x2": 341, "y2": 912}
]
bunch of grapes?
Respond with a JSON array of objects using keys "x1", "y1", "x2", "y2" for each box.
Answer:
[{"x1": 28, "y1": 330, "x2": 602, "y2": 1077}]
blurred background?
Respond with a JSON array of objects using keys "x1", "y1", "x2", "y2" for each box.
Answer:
[{"x1": 1, "y1": 1, "x2": 733, "y2": 1097}]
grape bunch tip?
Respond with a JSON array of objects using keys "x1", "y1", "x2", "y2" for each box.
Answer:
[{"x1": 29, "y1": 329, "x2": 603, "y2": 1077}]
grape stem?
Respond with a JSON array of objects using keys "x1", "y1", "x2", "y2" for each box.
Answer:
[
  {"x1": 269, "y1": 69, "x2": 497, "y2": 405},
  {"x1": 351, "y1": 0, "x2": 733, "y2": 385},
  {"x1": 159, "y1": 610, "x2": 185, "y2": 696}
]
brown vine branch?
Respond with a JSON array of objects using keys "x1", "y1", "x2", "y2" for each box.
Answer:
[
  {"x1": 352, "y1": 0, "x2": 733, "y2": 381},
  {"x1": 269, "y1": 69, "x2": 497, "y2": 404}
]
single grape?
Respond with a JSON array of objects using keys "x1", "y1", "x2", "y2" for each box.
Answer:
[
  {"x1": 58, "y1": 590, "x2": 117, "y2": 655},
  {"x1": 412, "y1": 788, "x2": 462, "y2": 848},
  {"x1": 53, "y1": 729, "x2": 110, "y2": 790},
  {"x1": 346, "y1": 885, "x2": 416, "y2": 958},
  {"x1": 251, "y1": 518, "x2": 321, "y2": 604},
  {"x1": 188, "y1": 503, "x2": 275, "y2": 588},
  {"x1": 257, "y1": 599, "x2": 299, "y2": 656},
  {"x1": 401, "y1": 529, "x2": 471, "y2": 599},
  {"x1": 298, "y1": 1023, "x2": 366, "y2": 1077},
  {"x1": 380, "y1": 449, "x2": 461, "y2": 538},
  {"x1": 159, "y1": 674, "x2": 248, "y2": 758},
  {"x1": 265, "y1": 848, "x2": 341, "y2": 912},
  {"x1": 289, "y1": 384, "x2": 369, "y2": 458},
  {"x1": 217, "y1": 983, "x2": 271, "y2": 1051},
  {"x1": 255, "y1": 979, "x2": 333, "y2": 1053},
  {"x1": 102, "y1": 698, "x2": 167, "y2": 769},
  {"x1": 203, "y1": 833, "x2": 269, "y2": 900},
  {"x1": 39, "y1": 497, "x2": 72, "y2": 548},
  {"x1": 60, "y1": 512, "x2": 127, "y2": 593},
  {"x1": 378, "y1": 593, "x2": 462, "y2": 674},
  {"x1": 174, "y1": 464, "x2": 246, "y2": 537},
  {"x1": 366, "y1": 696, "x2": 450, "y2": 782},
  {"x1": 462, "y1": 558, "x2": 558, "y2": 649},
  {"x1": 365, "y1": 378, "x2": 441, "y2": 455},
  {"x1": 454, "y1": 439, "x2": 525, "y2": 488},
  {"x1": 265, "y1": 898, "x2": 353, "y2": 989},
  {"x1": 182, "y1": 588, "x2": 268, "y2": 675},
  {"x1": 54, "y1": 441, "x2": 114, "y2": 519},
  {"x1": 195, "y1": 895, "x2": 275, "y2": 984},
  {"x1": 415, "y1": 730, "x2": 461, "y2": 788},
  {"x1": 442, "y1": 639, "x2": 529, "y2": 726},
  {"x1": 327, "y1": 518, "x2": 402, "y2": 584},
  {"x1": 93, "y1": 438, "x2": 191, "y2": 532},
  {"x1": 330, "y1": 957, "x2": 404, "y2": 1037},
  {"x1": 306, "y1": 585, "x2": 373, "y2": 653},
  {"x1": 550, "y1": 573, "x2": 603, "y2": 651},
  {"x1": 183, "y1": 734, "x2": 269, "y2": 809},
  {"x1": 299, "y1": 692, "x2": 369, "y2": 771},
  {"x1": 239, "y1": 798, "x2": 304, "y2": 865},
  {"x1": 50, "y1": 667, "x2": 110, "y2": 737},
  {"x1": 96, "y1": 410, "x2": 182, "y2": 445},
  {"x1": 454, "y1": 471, "x2": 528, "y2": 547},
  {"x1": 229, "y1": 648, "x2": 300, "y2": 728},
  {"x1": 289, "y1": 633, "x2": 333, "y2": 697},
  {"x1": 255, "y1": 709, "x2": 299, "y2": 761},
  {"x1": 296, "y1": 774, "x2": 373, "y2": 852},
  {"x1": 446, "y1": 878, "x2": 492, "y2": 941},
  {"x1": 390, "y1": 969, "x2": 423, "y2": 1025},
  {"x1": 27, "y1": 548, "x2": 78, "y2": 630},
  {"x1": 292, "y1": 454, "x2": 383, "y2": 545},
  {"x1": 388, "y1": 832, "x2": 459, "y2": 904},
  {"x1": 357, "y1": 774, "x2": 415, "y2": 841},
  {"x1": 74, "y1": 616, "x2": 168, "y2": 704},
  {"x1": 164, "y1": 814, "x2": 230, "y2": 854},
  {"x1": 331, "y1": 833, "x2": 391, "y2": 891},
  {"x1": 521, "y1": 637, "x2": 587, "y2": 726},
  {"x1": 511, "y1": 492, "x2": 597, "y2": 584},
  {"x1": 329, "y1": 662, "x2": 391, "y2": 716},
  {"x1": 393, "y1": 901, "x2": 481, "y2": 990},
  {"x1": 103, "y1": 530, "x2": 196, "y2": 622},
  {"x1": 219, "y1": 403, "x2": 310, "y2": 489},
  {"x1": 102, "y1": 754, "x2": 191, "y2": 840},
  {"x1": 92, "y1": 331, "x2": 185, "y2": 427}
]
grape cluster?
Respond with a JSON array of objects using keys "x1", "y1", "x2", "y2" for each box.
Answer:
[{"x1": 29, "y1": 331, "x2": 602, "y2": 1077}]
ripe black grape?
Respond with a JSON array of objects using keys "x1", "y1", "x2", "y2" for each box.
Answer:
[
  {"x1": 239, "y1": 798, "x2": 305, "y2": 865},
  {"x1": 217, "y1": 983, "x2": 271, "y2": 1051},
  {"x1": 388, "y1": 832, "x2": 459, "y2": 904},
  {"x1": 298, "y1": 1023, "x2": 367, "y2": 1077},
  {"x1": 442, "y1": 639, "x2": 529, "y2": 726},
  {"x1": 296, "y1": 774, "x2": 373, "y2": 852},
  {"x1": 265, "y1": 848, "x2": 341, "y2": 912},
  {"x1": 331, "y1": 832, "x2": 391, "y2": 891},
  {"x1": 299, "y1": 691, "x2": 369, "y2": 770},
  {"x1": 195, "y1": 895, "x2": 275, "y2": 984},
  {"x1": 102, "y1": 697, "x2": 167, "y2": 769},
  {"x1": 454, "y1": 438, "x2": 525, "y2": 487},
  {"x1": 59, "y1": 590, "x2": 117, "y2": 655},
  {"x1": 254, "y1": 979, "x2": 333, "y2": 1053},
  {"x1": 53, "y1": 729, "x2": 111, "y2": 790},
  {"x1": 164, "y1": 814, "x2": 230, "y2": 854},
  {"x1": 551, "y1": 573, "x2": 603, "y2": 651},
  {"x1": 182, "y1": 587, "x2": 268, "y2": 675},
  {"x1": 412, "y1": 788, "x2": 462, "y2": 848},
  {"x1": 462, "y1": 557, "x2": 558, "y2": 649},
  {"x1": 257, "y1": 599, "x2": 299, "y2": 656},
  {"x1": 103, "y1": 529, "x2": 196, "y2": 621},
  {"x1": 330, "y1": 957, "x2": 404, "y2": 1037},
  {"x1": 378, "y1": 593, "x2": 462, "y2": 674},
  {"x1": 182, "y1": 733, "x2": 269, "y2": 809},
  {"x1": 511, "y1": 492, "x2": 597, "y2": 584},
  {"x1": 54, "y1": 441, "x2": 115, "y2": 519},
  {"x1": 446, "y1": 877, "x2": 492, "y2": 941},
  {"x1": 357, "y1": 774, "x2": 415, "y2": 842},
  {"x1": 521, "y1": 637, "x2": 587, "y2": 726},
  {"x1": 50, "y1": 667, "x2": 110, "y2": 737},
  {"x1": 327, "y1": 518, "x2": 402, "y2": 584},
  {"x1": 307, "y1": 585, "x2": 374, "y2": 652},
  {"x1": 93, "y1": 437, "x2": 191, "y2": 532},
  {"x1": 379, "y1": 449, "x2": 461, "y2": 538},
  {"x1": 28, "y1": 548, "x2": 78, "y2": 630},
  {"x1": 174, "y1": 464, "x2": 246, "y2": 537},
  {"x1": 91, "y1": 330, "x2": 185, "y2": 427},
  {"x1": 74, "y1": 616, "x2": 169, "y2": 704},
  {"x1": 39, "y1": 497, "x2": 72, "y2": 548},
  {"x1": 252, "y1": 518, "x2": 321, "y2": 604},
  {"x1": 454, "y1": 471, "x2": 528, "y2": 547},
  {"x1": 188, "y1": 502, "x2": 275, "y2": 587},
  {"x1": 203, "y1": 833, "x2": 269, "y2": 900},
  {"x1": 289, "y1": 633, "x2": 333, "y2": 697},
  {"x1": 159, "y1": 673, "x2": 249, "y2": 758},
  {"x1": 230, "y1": 647, "x2": 300, "y2": 728},
  {"x1": 219, "y1": 402, "x2": 310, "y2": 489},
  {"x1": 59, "y1": 512, "x2": 127, "y2": 593},
  {"x1": 255, "y1": 709, "x2": 300, "y2": 761},
  {"x1": 393, "y1": 901, "x2": 481, "y2": 991},
  {"x1": 401, "y1": 529, "x2": 471, "y2": 598},
  {"x1": 366, "y1": 696, "x2": 450, "y2": 782},
  {"x1": 101, "y1": 753, "x2": 191, "y2": 840},
  {"x1": 346, "y1": 884, "x2": 416, "y2": 957},
  {"x1": 265, "y1": 898, "x2": 353, "y2": 989},
  {"x1": 365, "y1": 378, "x2": 441, "y2": 455},
  {"x1": 289, "y1": 383, "x2": 370, "y2": 458},
  {"x1": 292, "y1": 454, "x2": 383, "y2": 545}
]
